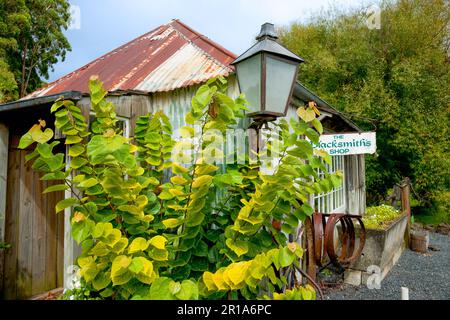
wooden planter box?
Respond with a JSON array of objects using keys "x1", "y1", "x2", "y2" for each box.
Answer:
[{"x1": 344, "y1": 212, "x2": 409, "y2": 286}]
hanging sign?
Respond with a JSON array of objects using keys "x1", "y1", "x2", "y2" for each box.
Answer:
[{"x1": 312, "y1": 132, "x2": 377, "y2": 156}]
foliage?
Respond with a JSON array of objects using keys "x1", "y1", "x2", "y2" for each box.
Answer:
[
  {"x1": 0, "y1": 0, "x2": 27, "y2": 101},
  {"x1": 59, "y1": 287, "x2": 101, "y2": 301},
  {"x1": 363, "y1": 204, "x2": 401, "y2": 229},
  {"x1": 0, "y1": 241, "x2": 11, "y2": 250},
  {"x1": 279, "y1": 0, "x2": 449, "y2": 221},
  {"x1": 19, "y1": 76, "x2": 341, "y2": 300},
  {"x1": 414, "y1": 191, "x2": 450, "y2": 225},
  {"x1": 0, "y1": 0, "x2": 71, "y2": 100}
]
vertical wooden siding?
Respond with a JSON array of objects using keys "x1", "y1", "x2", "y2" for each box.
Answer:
[
  {"x1": 3, "y1": 136, "x2": 64, "y2": 299},
  {"x1": 344, "y1": 154, "x2": 366, "y2": 215},
  {"x1": 0, "y1": 123, "x2": 9, "y2": 296}
]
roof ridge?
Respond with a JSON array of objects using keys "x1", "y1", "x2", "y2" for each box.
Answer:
[
  {"x1": 168, "y1": 21, "x2": 233, "y2": 72},
  {"x1": 171, "y1": 19, "x2": 236, "y2": 60}
]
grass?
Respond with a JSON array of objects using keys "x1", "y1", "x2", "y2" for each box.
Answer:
[
  {"x1": 412, "y1": 203, "x2": 450, "y2": 226},
  {"x1": 414, "y1": 212, "x2": 449, "y2": 226}
]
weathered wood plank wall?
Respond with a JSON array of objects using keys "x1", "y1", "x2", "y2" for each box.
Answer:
[
  {"x1": 2, "y1": 135, "x2": 64, "y2": 299},
  {"x1": 3, "y1": 145, "x2": 20, "y2": 299},
  {"x1": 0, "y1": 123, "x2": 9, "y2": 297},
  {"x1": 345, "y1": 154, "x2": 366, "y2": 215}
]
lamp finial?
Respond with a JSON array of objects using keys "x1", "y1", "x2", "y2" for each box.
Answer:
[{"x1": 256, "y1": 23, "x2": 278, "y2": 41}]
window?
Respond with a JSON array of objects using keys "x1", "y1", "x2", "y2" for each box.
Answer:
[{"x1": 313, "y1": 155, "x2": 345, "y2": 214}]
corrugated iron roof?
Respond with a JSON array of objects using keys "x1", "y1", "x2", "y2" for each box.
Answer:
[{"x1": 25, "y1": 19, "x2": 237, "y2": 99}]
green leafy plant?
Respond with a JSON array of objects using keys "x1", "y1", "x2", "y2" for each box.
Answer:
[
  {"x1": 0, "y1": 241, "x2": 11, "y2": 250},
  {"x1": 19, "y1": 76, "x2": 341, "y2": 300},
  {"x1": 363, "y1": 205, "x2": 402, "y2": 230}
]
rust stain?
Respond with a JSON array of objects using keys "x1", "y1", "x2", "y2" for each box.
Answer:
[{"x1": 24, "y1": 19, "x2": 237, "y2": 100}]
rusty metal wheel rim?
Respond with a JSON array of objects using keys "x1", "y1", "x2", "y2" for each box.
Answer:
[
  {"x1": 313, "y1": 213, "x2": 324, "y2": 265},
  {"x1": 344, "y1": 217, "x2": 366, "y2": 264}
]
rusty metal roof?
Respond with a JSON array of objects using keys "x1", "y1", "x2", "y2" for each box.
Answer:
[{"x1": 25, "y1": 19, "x2": 237, "y2": 99}]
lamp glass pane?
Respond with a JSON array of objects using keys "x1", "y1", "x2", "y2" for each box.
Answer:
[
  {"x1": 236, "y1": 54, "x2": 261, "y2": 113},
  {"x1": 265, "y1": 55, "x2": 298, "y2": 114}
]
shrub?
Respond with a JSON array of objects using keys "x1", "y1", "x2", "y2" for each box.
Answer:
[{"x1": 19, "y1": 76, "x2": 341, "y2": 300}]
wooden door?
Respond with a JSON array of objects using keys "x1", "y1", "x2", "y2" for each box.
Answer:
[{"x1": 2, "y1": 135, "x2": 64, "y2": 299}]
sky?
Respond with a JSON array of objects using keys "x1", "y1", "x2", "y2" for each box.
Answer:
[{"x1": 48, "y1": 0, "x2": 366, "y2": 82}]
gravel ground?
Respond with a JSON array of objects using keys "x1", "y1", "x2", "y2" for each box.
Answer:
[{"x1": 325, "y1": 232, "x2": 450, "y2": 300}]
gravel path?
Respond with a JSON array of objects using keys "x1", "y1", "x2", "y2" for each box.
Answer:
[{"x1": 325, "y1": 232, "x2": 450, "y2": 300}]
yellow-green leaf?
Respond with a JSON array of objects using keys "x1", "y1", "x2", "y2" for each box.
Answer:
[
  {"x1": 225, "y1": 239, "x2": 248, "y2": 257},
  {"x1": 172, "y1": 163, "x2": 189, "y2": 174},
  {"x1": 69, "y1": 145, "x2": 85, "y2": 157},
  {"x1": 131, "y1": 257, "x2": 155, "y2": 285},
  {"x1": 278, "y1": 246, "x2": 296, "y2": 267},
  {"x1": 158, "y1": 190, "x2": 175, "y2": 200},
  {"x1": 311, "y1": 118, "x2": 323, "y2": 134},
  {"x1": 111, "y1": 238, "x2": 129, "y2": 254},
  {"x1": 169, "y1": 188, "x2": 186, "y2": 197},
  {"x1": 149, "y1": 235, "x2": 167, "y2": 250},
  {"x1": 103, "y1": 228, "x2": 122, "y2": 246},
  {"x1": 196, "y1": 164, "x2": 219, "y2": 176},
  {"x1": 227, "y1": 262, "x2": 249, "y2": 286},
  {"x1": 297, "y1": 107, "x2": 316, "y2": 123},
  {"x1": 162, "y1": 218, "x2": 183, "y2": 229},
  {"x1": 111, "y1": 255, "x2": 132, "y2": 286},
  {"x1": 92, "y1": 222, "x2": 113, "y2": 238},
  {"x1": 55, "y1": 198, "x2": 78, "y2": 213},
  {"x1": 128, "y1": 237, "x2": 149, "y2": 254},
  {"x1": 92, "y1": 272, "x2": 111, "y2": 291},
  {"x1": 202, "y1": 272, "x2": 217, "y2": 291},
  {"x1": 192, "y1": 175, "x2": 213, "y2": 189},
  {"x1": 79, "y1": 256, "x2": 98, "y2": 282},
  {"x1": 135, "y1": 195, "x2": 148, "y2": 208},
  {"x1": 89, "y1": 241, "x2": 109, "y2": 256},
  {"x1": 149, "y1": 248, "x2": 169, "y2": 261},
  {"x1": 18, "y1": 133, "x2": 34, "y2": 149},
  {"x1": 127, "y1": 167, "x2": 145, "y2": 177},
  {"x1": 211, "y1": 268, "x2": 229, "y2": 291},
  {"x1": 65, "y1": 135, "x2": 83, "y2": 145},
  {"x1": 43, "y1": 184, "x2": 69, "y2": 194},
  {"x1": 31, "y1": 127, "x2": 54, "y2": 144},
  {"x1": 175, "y1": 280, "x2": 199, "y2": 300},
  {"x1": 78, "y1": 178, "x2": 99, "y2": 189},
  {"x1": 170, "y1": 176, "x2": 189, "y2": 185},
  {"x1": 118, "y1": 205, "x2": 142, "y2": 215}
]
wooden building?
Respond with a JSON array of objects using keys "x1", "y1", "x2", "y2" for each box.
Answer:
[{"x1": 0, "y1": 19, "x2": 365, "y2": 299}]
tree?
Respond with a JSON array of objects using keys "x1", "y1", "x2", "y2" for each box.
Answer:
[
  {"x1": 0, "y1": 0, "x2": 28, "y2": 101},
  {"x1": 18, "y1": 77, "x2": 340, "y2": 300},
  {"x1": 279, "y1": 0, "x2": 449, "y2": 221},
  {"x1": 0, "y1": 0, "x2": 71, "y2": 101}
]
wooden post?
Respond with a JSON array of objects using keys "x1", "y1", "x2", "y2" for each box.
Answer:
[
  {"x1": 400, "y1": 177, "x2": 411, "y2": 246},
  {"x1": 0, "y1": 123, "x2": 9, "y2": 296},
  {"x1": 63, "y1": 146, "x2": 82, "y2": 289},
  {"x1": 358, "y1": 155, "x2": 366, "y2": 215},
  {"x1": 304, "y1": 217, "x2": 316, "y2": 283},
  {"x1": 344, "y1": 155, "x2": 359, "y2": 215}
]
